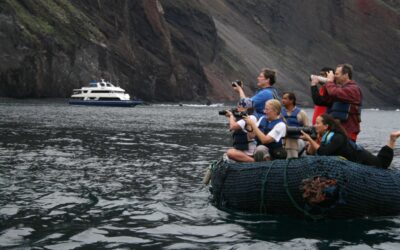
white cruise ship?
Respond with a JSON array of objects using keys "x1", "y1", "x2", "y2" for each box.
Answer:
[{"x1": 69, "y1": 79, "x2": 143, "y2": 107}]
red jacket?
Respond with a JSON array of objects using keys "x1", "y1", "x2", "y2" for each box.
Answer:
[
  {"x1": 321, "y1": 80, "x2": 362, "y2": 140},
  {"x1": 312, "y1": 87, "x2": 327, "y2": 124}
]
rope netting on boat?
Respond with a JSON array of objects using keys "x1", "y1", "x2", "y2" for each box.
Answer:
[{"x1": 209, "y1": 156, "x2": 400, "y2": 219}]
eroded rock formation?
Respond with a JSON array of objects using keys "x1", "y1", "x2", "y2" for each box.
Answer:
[{"x1": 0, "y1": 0, "x2": 399, "y2": 106}]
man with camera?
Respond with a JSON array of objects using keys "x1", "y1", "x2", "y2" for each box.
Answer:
[
  {"x1": 281, "y1": 92, "x2": 310, "y2": 158},
  {"x1": 310, "y1": 64, "x2": 362, "y2": 142},
  {"x1": 222, "y1": 98, "x2": 258, "y2": 162},
  {"x1": 232, "y1": 68, "x2": 279, "y2": 119}
]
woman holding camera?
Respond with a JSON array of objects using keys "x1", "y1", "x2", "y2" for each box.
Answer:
[
  {"x1": 224, "y1": 98, "x2": 258, "y2": 162},
  {"x1": 301, "y1": 114, "x2": 400, "y2": 168},
  {"x1": 244, "y1": 99, "x2": 287, "y2": 161}
]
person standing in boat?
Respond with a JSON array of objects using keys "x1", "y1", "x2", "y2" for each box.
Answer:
[
  {"x1": 310, "y1": 64, "x2": 362, "y2": 142},
  {"x1": 310, "y1": 67, "x2": 334, "y2": 125},
  {"x1": 233, "y1": 68, "x2": 279, "y2": 119},
  {"x1": 281, "y1": 92, "x2": 310, "y2": 158},
  {"x1": 244, "y1": 99, "x2": 287, "y2": 161},
  {"x1": 223, "y1": 98, "x2": 258, "y2": 162},
  {"x1": 301, "y1": 114, "x2": 400, "y2": 169}
]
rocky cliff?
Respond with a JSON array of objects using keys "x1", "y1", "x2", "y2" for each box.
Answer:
[{"x1": 0, "y1": 0, "x2": 399, "y2": 106}]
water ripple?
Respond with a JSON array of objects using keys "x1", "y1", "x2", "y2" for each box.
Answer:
[{"x1": 1, "y1": 101, "x2": 400, "y2": 248}]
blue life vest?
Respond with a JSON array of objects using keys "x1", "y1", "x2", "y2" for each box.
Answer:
[
  {"x1": 327, "y1": 102, "x2": 351, "y2": 121},
  {"x1": 318, "y1": 131, "x2": 364, "y2": 157},
  {"x1": 281, "y1": 107, "x2": 303, "y2": 127},
  {"x1": 268, "y1": 86, "x2": 280, "y2": 100},
  {"x1": 257, "y1": 117, "x2": 284, "y2": 150},
  {"x1": 327, "y1": 102, "x2": 362, "y2": 122},
  {"x1": 321, "y1": 131, "x2": 335, "y2": 145},
  {"x1": 316, "y1": 131, "x2": 335, "y2": 156}
]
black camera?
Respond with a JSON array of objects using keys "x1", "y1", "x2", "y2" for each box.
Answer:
[
  {"x1": 231, "y1": 80, "x2": 243, "y2": 87},
  {"x1": 286, "y1": 126, "x2": 317, "y2": 139},
  {"x1": 219, "y1": 108, "x2": 248, "y2": 119}
]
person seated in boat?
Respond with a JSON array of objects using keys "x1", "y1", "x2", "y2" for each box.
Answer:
[
  {"x1": 300, "y1": 113, "x2": 400, "y2": 169},
  {"x1": 223, "y1": 98, "x2": 258, "y2": 162},
  {"x1": 244, "y1": 99, "x2": 287, "y2": 161},
  {"x1": 281, "y1": 92, "x2": 310, "y2": 158}
]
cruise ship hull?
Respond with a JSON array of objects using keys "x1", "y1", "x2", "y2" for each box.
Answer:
[{"x1": 69, "y1": 99, "x2": 143, "y2": 107}]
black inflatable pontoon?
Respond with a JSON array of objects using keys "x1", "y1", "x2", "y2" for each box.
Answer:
[{"x1": 209, "y1": 156, "x2": 400, "y2": 219}]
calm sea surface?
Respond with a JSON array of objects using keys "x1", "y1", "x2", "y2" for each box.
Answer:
[{"x1": 1, "y1": 99, "x2": 400, "y2": 249}]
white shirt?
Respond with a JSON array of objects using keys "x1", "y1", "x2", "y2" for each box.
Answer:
[
  {"x1": 237, "y1": 115, "x2": 257, "y2": 132},
  {"x1": 268, "y1": 122, "x2": 286, "y2": 142},
  {"x1": 256, "y1": 117, "x2": 286, "y2": 142}
]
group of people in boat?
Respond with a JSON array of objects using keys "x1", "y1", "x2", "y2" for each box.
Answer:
[{"x1": 223, "y1": 65, "x2": 400, "y2": 169}]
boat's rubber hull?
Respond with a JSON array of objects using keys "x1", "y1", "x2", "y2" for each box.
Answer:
[
  {"x1": 68, "y1": 100, "x2": 143, "y2": 107},
  {"x1": 209, "y1": 156, "x2": 400, "y2": 219}
]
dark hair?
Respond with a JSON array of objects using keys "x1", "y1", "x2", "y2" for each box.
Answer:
[
  {"x1": 282, "y1": 91, "x2": 296, "y2": 106},
  {"x1": 319, "y1": 114, "x2": 348, "y2": 137},
  {"x1": 337, "y1": 64, "x2": 353, "y2": 79},
  {"x1": 320, "y1": 67, "x2": 334, "y2": 73},
  {"x1": 261, "y1": 68, "x2": 276, "y2": 85}
]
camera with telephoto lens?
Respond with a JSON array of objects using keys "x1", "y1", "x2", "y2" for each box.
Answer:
[
  {"x1": 310, "y1": 75, "x2": 328, "y2": 84},
  {"x1": 231, "y1": 80, "x2": 243, "y2": 87},
  {"x1": 218, "y1": 108, "x2": 248, "y2": 119},
  {"x1": 286, "y1": 126, "x2": 317, "y2": 139}
]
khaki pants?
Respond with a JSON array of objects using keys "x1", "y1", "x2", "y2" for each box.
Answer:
[
  {"x1": 285, "y1": 138, "x2": 305, "y2": 159},
  {"x1": 254, "y1": 145, "x2": 287, "y2": 160}
]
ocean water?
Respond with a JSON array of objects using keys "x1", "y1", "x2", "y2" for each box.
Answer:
[{"x1": 0, "y1": 99, "x2": 399, "y2": 249}]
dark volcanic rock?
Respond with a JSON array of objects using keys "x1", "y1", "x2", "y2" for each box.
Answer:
[
  {"x1": 0, "y1": 0, "x2": 399, "y2": 107},
  {"x1": 200, "y1": 0, "x2": 400, "y2": 107},
  {"x1": 0, "y1": 0, "x2": 210, "y2": 102}
]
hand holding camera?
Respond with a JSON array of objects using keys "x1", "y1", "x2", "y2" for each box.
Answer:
[
  {"x1": 299, "y1": 130, "x2": 313, "y2": 141},
  {"x1": 218, "y1": 108, "x2": 248, "y2": 119},
  {"x1": 231, "y1": 80, "x2": 243, "y2": 88},
  {"x1": 287, "y1": 126, "x2": 317, "y2": 140},
  {"x1": 326, "y1": 70, "x2": 335, "y2": 82}
]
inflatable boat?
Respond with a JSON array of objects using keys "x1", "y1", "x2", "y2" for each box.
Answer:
[{"x1": 208, "y1": 156, "x2": 400, "y2": 219}]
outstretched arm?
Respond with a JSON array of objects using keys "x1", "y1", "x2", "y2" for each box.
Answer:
[
  {"x1": 387, "y1": 131, "x2": 400, "y2": 149},
  {"x1": 233, "y1": 83, "x2": 246, "y2": 99}
]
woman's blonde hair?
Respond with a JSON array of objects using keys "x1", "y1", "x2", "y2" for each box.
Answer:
[{"x1": 266, "y1": 99, "x2": 281, "y2": 115}]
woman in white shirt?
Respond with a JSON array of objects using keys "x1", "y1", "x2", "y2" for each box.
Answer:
[{"x1": 244, "y1": 99, "x2": 287, "y2": 161}]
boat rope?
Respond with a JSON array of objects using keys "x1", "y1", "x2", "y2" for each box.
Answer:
[
  {"x1": 259, "y1": 161, "x2": 276, "y2": 214},
  {"x1": 216, "y1": 159, "x2": 230, "y2": 207},
  {"x1": 283, "y1": 158, "x2": 324, "y2": 220}
]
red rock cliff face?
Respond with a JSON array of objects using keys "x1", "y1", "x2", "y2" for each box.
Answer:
[{"x1": 0, "y1": 0, "x2": 399, "y2": 106}]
